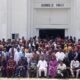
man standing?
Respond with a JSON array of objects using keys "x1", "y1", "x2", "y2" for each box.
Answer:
[{"x1": 55, "y1": 48, "x2": 66, "y2": 61}]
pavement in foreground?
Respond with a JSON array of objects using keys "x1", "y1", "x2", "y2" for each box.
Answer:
[{"x1": 0, "y1": 78, "x2": 80, "y2": 80}]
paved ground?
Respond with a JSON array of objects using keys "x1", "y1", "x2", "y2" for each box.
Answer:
[{"x1": 0, "y1": 78, "x2": 80, "y2": 80}]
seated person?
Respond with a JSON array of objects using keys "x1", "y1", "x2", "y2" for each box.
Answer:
[
  {"x1": 0, "y1": 50, "x2": 2, "y2": 76},
  {"x1": 29, "y1": 57, "x2": 37, "y2": 77},
  {"x1": 76, "y1": 68, "x2": 80, "y2": 78},
  {"x1": 16, "y1": 57, "x2": 28, "y2": 77},
  {"x1": 6, "y1": 56, "x2": 16, "y2": 77},
  {"x1": 37, "y1": 57, "x2": 48, "y2": 77},
  {"x1": 48, "y1": 55, "x2": 58, "y2": 78},
  {"x1": 57, "y1": 60, "x2": 67, "y2": 78},
  {"x1": 63, "y1": 57, "x2": 71, "y2": 77},
  {"x1": 1, "y1": 57, "x2": 7, "y2": 77},
  {"x1": 70, "y1": 57, "x2": 80, "y2": 78}
]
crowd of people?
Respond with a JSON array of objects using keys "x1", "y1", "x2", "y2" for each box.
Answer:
[{"x1": 0, "y1": 36, "x2": 80, "y2": 78}]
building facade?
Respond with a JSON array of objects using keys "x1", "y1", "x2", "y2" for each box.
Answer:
[{"x1": 0, "y1": 0, "x2": 80, "y2": 40}]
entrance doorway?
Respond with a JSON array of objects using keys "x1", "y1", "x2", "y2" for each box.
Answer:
[{"x1": 39, "y1": 29, "x2": 65, "y2": 39}]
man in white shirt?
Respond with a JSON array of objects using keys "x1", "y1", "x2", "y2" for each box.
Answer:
[
  {"x1": 37, "y1": 57, "x2": 48, "y2": 77},
  {"x1": 14, "y1": 48, "x2": 22, "y2": 65},
  {"x1": 70, "y1": 58, "x2": 80, "y2": 78},
  {"x1": 25, "y1": 50, "x2": 32, "y2": 68},
  {"x1": 57, "y1": 61, "x2": 67, "y2": 78},
  {"x1": 55, "y1": 48, "x2": 66, "y2": 61}
]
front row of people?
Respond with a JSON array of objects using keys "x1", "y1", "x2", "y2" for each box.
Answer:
[
  {"x1": 37, "y1": 55, "x2": 80, "y2": 78},
  {"x1": 0, "y1": 55, "x2": 80, "y2": 78}
]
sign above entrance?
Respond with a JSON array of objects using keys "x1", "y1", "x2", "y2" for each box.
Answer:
[
  {"x1": 34, "y1": 3, "x2": 70, "y2": 9},
  {"x1": 41, "y1": 3, "x2": 64, "y2": 7}
]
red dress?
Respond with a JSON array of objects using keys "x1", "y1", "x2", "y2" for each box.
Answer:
[{"x1": 7, "y1": 58, "x2": 16, "y2": 77}]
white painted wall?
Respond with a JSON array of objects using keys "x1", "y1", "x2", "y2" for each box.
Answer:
[
  {"x1": 33, "y1": 0, "x2": 70, "y2": 38},
  {"x1": 0, "y1": 0, "x2": 80, "y2": 40},
  {"x1": 0, "y1": 0, "x2": 7, "y2": 40},
  {"x1": 70, "y1": 0, "x2": 80, "y2": 40},
  {"x1": 9, "y1": 0, "x2": 27, "y2": 39},
  {"x1": 34, "y1": 9, "x2": 69, "y2": 25}
]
